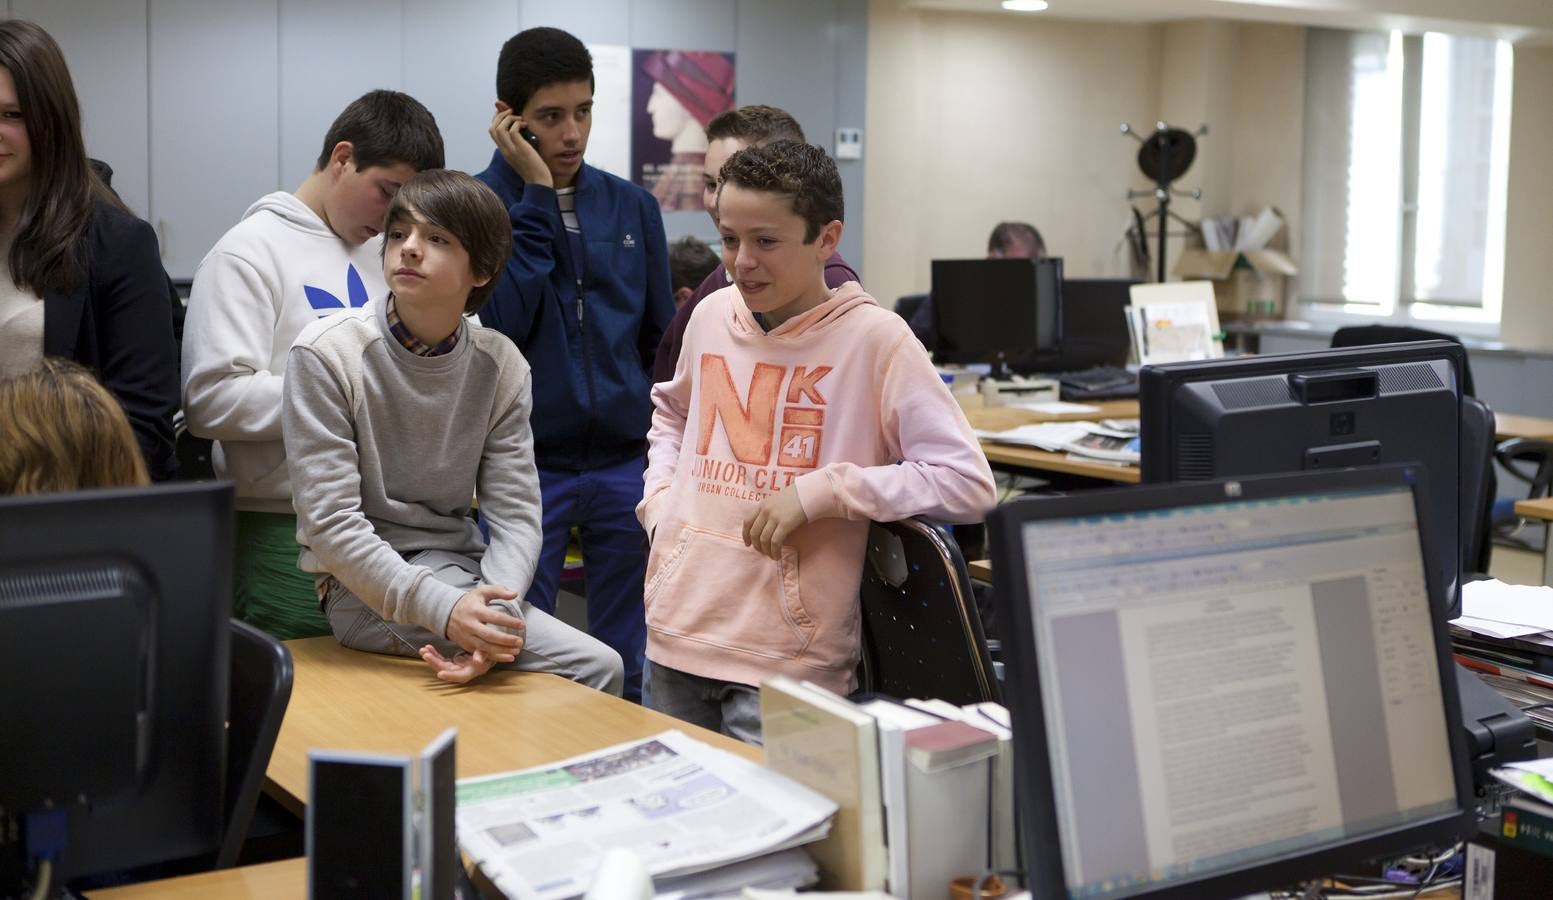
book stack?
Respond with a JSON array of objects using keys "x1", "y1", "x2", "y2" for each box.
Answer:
[
  {"x1": 1466, "y1": 759, "x2": 1553, "y2": 894},
  {"x1": 1450, "y1": 580, "x2": 1553, "y2": 733},
  {"x1": 760, "y1": 677, "x2": 1012, "y2": 900}
]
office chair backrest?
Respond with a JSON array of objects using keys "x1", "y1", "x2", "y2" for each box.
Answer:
[
  {"x1": 1496, "y1": 437, "x2": 1553, "y2": 502},
  {"x1": 1460, "y1": 395, "x2": 1496, "y2": 578},
  {"x1": 1330, "y1": 324, "x2": 1476, "y2": 396},
  {"x1": 856, "y1": 518, "x2": 1000, "y2": 706},
  {"x1": 219, "y1": 619, "x2": 294, "y2": 869}
]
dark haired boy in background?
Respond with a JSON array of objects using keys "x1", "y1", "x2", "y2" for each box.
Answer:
[
  {"x1": 475, "y1": 26, "x2": 674, "y2": 702},
  {"x1": 183, "y1": 89, "x2": 445, "y2": 639}
]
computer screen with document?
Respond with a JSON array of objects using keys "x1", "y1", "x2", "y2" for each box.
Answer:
[{"x1": 988, "y1": 466, "x2": 1473, "y2": 899}]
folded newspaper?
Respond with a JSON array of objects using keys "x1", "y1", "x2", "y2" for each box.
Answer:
[
  {"x1": 976, "y1": 420, "x2": 1141, "y2": 464},
  {"x1": 455, "y1": 730, "x2": 836, "y2": 900}
]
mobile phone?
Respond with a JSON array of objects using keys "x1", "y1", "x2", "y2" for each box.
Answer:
[{"x1": 519, "y1": 127, "x2": 540, "y2": 152}]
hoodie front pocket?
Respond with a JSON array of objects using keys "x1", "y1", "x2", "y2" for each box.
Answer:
[{"x1": 644, "y1": 526, "x2": 814, "y2": 661}]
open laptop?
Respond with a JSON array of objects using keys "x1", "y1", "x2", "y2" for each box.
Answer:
[{"x1": 988, "y1": 465, "x2": 1474, "y2": 898}]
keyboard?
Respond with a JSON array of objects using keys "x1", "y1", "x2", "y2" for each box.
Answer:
[{"x1": 1057, "y1": 366, "x2": 1138, "y2": 400}]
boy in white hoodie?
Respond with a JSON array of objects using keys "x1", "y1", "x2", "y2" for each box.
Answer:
[
  {"x1": 182, "y1": 90, "x2": 444, "y2": 639},
  {"x1": 638, "y1": 142, "x2": 996, "y2": 743}
]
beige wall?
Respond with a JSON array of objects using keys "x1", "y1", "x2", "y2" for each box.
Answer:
[
  {"x1": 1499, "y1": 46, "x2": 1553, "y2": 348},
  {"x1": 863, "y1": 5, "x2": 1307, "y2": 308},
  {"x1": 863, "y1": 1, "x2": 1162, "y2": 307}
]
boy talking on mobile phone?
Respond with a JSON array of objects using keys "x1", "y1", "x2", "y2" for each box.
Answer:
[{"x1": 475, "y1": 27, "x2": 674, "y2": 703}]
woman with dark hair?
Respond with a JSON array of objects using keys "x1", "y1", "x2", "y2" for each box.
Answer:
[{"x1": 0, "y1": 19, "x2": 178, "y2": 479}]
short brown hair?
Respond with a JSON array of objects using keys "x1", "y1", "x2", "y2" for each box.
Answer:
[
  {"x1": 383, "y1": 170, "x2": 512, "y2": 314},
  {"x1": 0, "y1": 357, "x2": 149, "y2": 495},
  {"x1": 987, "y1": 221, "x2": 1046, "y2": 258},
  {"x1": 717, "y1": 141, "x2": 843, "y2": 243},
  {"x1": 704, "y1": 105, "x2": 805, "y2": 146},
  {"x1": 315, "y1": 89, "x2": 444, "y2": 173}
]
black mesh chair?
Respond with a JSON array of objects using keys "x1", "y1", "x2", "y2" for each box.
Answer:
[
  {"x1": 218, "y1": 620, "x2": 294, "y2": 868},
  {"x1": 1460, "y1": 396, "x2": 1497, "y2": 579},
  {"x1": 1492, "y1": 437, "x2": 1553, "y2": 552},
  {"x1": 855, "y1": 518, "x2": 1000, "y2": 706},
  {"x1": 1330, "y1": 325, "x2": 1476, "y2": 396}
]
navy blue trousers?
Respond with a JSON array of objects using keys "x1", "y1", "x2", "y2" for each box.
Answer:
[{"x1": 525, "y1": 456, "x2": 648, "y2": 702}]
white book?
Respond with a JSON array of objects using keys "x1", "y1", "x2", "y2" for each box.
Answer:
[
  {"x1": 761, "y1": 678, "x2": 887, "y2": 891},
  {"x1": 857, "y1": 699, "x2": 951, "y2": 899}
]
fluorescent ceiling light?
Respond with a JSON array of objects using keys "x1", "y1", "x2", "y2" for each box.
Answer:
[{"x1": 1002, "y1": 0, "x2": 1049, "y2": 10}]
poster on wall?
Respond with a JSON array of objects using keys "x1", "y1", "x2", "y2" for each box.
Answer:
[
  {"x1": 585, "y1": 44, "x2": 632, "y2": 180},
  {"x1": 631, "y1": 49, "x2": 736, "y2": 212}
]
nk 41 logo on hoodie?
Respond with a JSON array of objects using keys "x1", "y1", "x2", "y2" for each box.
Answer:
[
  {"x1": 303, "y1": 264, "x2": 370, "y2": 315},
  {"x1": 697, "y1": 354, "x2": 832, "y2": 470}
]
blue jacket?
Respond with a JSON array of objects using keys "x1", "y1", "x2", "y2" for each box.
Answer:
[{"x1": 476, "y1": 152, "x2": 673, "y2": 471}]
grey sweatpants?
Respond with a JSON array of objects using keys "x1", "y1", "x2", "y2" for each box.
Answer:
[{"x1": 321, "y1": 549, "x2": 625, "y2": 696}]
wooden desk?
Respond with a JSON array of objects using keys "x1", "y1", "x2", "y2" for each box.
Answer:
[
  {"x1": 968, "y1": 559, "x2": 994, "y2": 582},
  {"x1": 91, "y1": 859, "x2": 305, "y2": 899},
  {"x1": 1497, "y1": 412, "x2": 1553, "y2": 442},
  {"x1": 95, "y1": 638, "x2": 760, "y2": 898},
  {"x1": 266, "y1": 637, "x2": 759, "y2": 815},
  {"x1": 966, "y1": 400, "x2": 1141, "y2": 484},
  {"x1": 1513, "y1": 496, "x2": 1553, "y2": 586}
]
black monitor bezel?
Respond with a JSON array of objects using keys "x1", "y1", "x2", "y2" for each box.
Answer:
[
  {"x1": 0, "y1": 481, "x2": 234, "y2": 879},
  {"x1": 987, "y1": 465, "x2": 1475, "y2": 899},
  {"x1": 929, "y1": 257, "x2": 1063, "y2": 370},
  {"x1": 1137, "y1": 340, "x2": 1466, "y2": 484}
]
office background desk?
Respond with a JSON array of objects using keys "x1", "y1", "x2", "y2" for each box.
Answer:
[
  {"x1": 964, "y1": 399, "x2": 1141, "y2": 485},
  {"x1": 966, "y1": 400, "x2": 1553, "y2": 489},
  {"x1": 93, "y1": 638, "x2": 760, "y2": 899}
]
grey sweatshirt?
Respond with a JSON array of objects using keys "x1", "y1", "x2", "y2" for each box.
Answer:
[{"x1": 282, "y1": 301, "x2": 541, "y2": 636}]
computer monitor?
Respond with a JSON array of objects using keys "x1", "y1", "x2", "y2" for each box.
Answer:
[
  {"x1": 0, "y1": 482, "x2": 234, "y2": 885},
  {"x1": 930, "y1": 257, "x2": 1062, "y2": 376},
  {"x1": 1055, "y1": 278, "x2": 1138, "y2": 370},
  {"x1": 987, "y1": 466, "x2": 1474, "y2": 899},
  {"x1": 1138, "y1": 340, "x2": 1465, "y2": 619}
]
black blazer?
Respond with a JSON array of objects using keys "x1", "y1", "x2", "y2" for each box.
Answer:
[{"x1": 40, "y1": 200, "x2": 179, "y2": 480}]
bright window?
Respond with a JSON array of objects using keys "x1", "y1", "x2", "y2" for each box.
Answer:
[{"x1": 1299, "y1": 29, "x2": 1512, "y2": 326}]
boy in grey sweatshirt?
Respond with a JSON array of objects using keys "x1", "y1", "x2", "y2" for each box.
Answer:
[{"x1": 282, "y1": 169, "x2": 622, "y2": 691}]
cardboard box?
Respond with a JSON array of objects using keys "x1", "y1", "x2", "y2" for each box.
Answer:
[{"x1": 1173, "y1": 248, "x2": 1298, "y2": 321}]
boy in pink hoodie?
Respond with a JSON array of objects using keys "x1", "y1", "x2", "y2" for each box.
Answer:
[{"x1": 637, "y1": 142, "x2": 997, "y2": 743}]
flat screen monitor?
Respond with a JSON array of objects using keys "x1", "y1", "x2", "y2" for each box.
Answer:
[
  {"x1": 0, "y1": 482, "x2": 234, "y2": 884},
  {"x1": 987, "y1": 466, "x2": 1474, "y2": 899},
  {"x1": 1138, "y1": 341, "x2": 1465, "y2": 619},
  {"x1": 931, "y1": 257, "x2": 1062, "y2": 375},
  {"x1": 1056, "y1": 278, "x2": 1137, "y2": 370}
]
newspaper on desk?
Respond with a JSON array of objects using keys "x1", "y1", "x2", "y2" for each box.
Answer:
[
  {"x1": 455, "y1": 730, "x2": 836, "y2": 900},
  {"x1": 976, "y1": 421, "x2": 1141, "y2": 464}
]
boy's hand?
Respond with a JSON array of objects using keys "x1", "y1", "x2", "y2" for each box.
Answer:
[
  {"x1": 419, "y1": 645, "x2": 497, "y2": 684},
  {"x1": 742, "y1": 486, "x2": 808, "y2": 560},
  {"x1": 489, "y1": 109, "x2": 552, "y2": 188},
  {"x1": 446, "y1": 584, "x2": 526, "y2": 661}
]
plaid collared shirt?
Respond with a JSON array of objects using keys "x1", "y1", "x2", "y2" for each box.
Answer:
[{"x1": 385, "y1": 296, "x2": 459, "y2": 357}]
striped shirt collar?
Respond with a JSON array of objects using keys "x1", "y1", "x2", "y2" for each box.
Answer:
[{"x1": 385, "y1": 295, "x2": 459, "y2": 357}]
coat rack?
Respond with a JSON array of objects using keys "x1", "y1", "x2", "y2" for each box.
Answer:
[{"x1": 1122, "y1": 121, "x2": 1207, "y2": 283}]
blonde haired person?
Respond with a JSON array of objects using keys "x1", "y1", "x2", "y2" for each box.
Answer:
[{"x1": 0, "y1": 356, "x2": 149, "y2": 494}]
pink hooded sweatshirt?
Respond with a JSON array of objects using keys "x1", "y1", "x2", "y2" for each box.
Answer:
[{"x1": 637, "y1": 282, "x2": 997, "y2": 695}]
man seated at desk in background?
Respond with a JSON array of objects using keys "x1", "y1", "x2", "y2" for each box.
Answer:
[{"x1": 902, "y1": 220, "x2": 1046, "y2": 351}]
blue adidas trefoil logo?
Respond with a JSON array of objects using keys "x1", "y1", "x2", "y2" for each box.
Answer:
[{"x1": 303, "y1": 264, "x2": 370, "y2": 315}]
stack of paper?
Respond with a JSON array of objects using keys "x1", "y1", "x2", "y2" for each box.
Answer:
[
  {"x1": 455, "y1": 730, "x2": 836, "y2": 900},
  {"x1": 975, "y1": 421, "x2": 1140, "y2": 464},
  {"x1": 1452, "y1": 579, "x2": 1553, "y2": 646}
]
